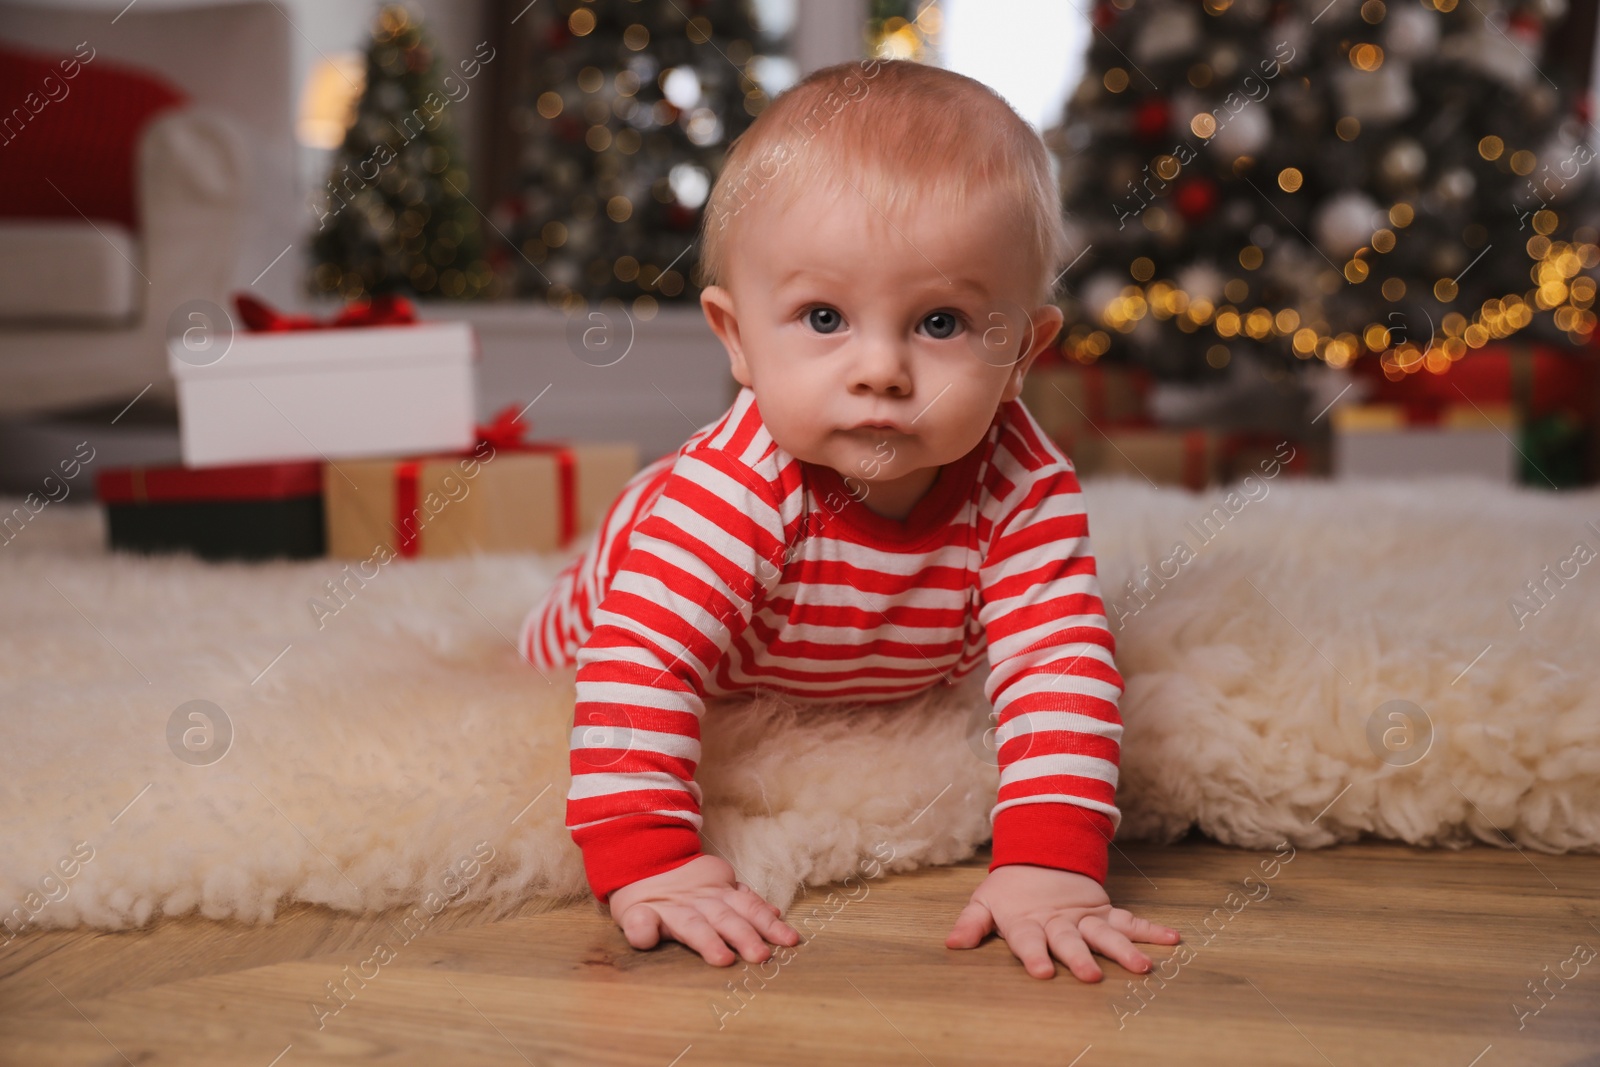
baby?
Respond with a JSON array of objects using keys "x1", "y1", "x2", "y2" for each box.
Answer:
[{"x1": 521, "y1": 58, "x2": 1179, "y2": 982}]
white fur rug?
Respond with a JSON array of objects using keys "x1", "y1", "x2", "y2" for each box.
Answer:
[{"x1": 3, "y1": 477, "x2": 1597, "y2": 934}]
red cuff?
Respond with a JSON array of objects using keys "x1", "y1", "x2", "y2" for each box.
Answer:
[
  {"x1": 988, "y1": 802, "x2": 1113, "y2": 885},
  {"x1": 574, "y1": 813, "x2": 704, "y2": 905}
]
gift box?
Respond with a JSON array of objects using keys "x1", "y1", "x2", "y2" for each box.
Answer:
[
  {"x1": 1072, "y1": 426, "x2": 1221, "y2": 490},
  {"x1": 1332, "y1": 403, "x2": 1520, "y2": 482},
  {"x1": 168, "y1": 294, "x2": 476, "y2": 469},
  {"x1": 96, "y1": 461, "x2": 325, "y2": 561},
  {"x1": 1352, "y1": 340, "x2": 1598, "y2": 485},
  {"x1": 323, "y1": 407, "x2": 640, "y2": 559},
  {"x1": 1021, "y1": 360, "x2": 1153, "y2": 451},
  {"x1": 1218, "y1": 431, "x2": 1327, "y2": 483},
  {"x1": 1354, "y1": 341, "x2": 1595, "y2": 421}
]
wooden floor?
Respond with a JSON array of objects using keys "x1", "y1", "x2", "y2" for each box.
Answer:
[{"x1": 2, "y1": 835, "x2": 1597, "y2": 1066}]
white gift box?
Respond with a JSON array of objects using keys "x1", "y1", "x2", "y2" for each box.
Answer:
[
  {"x1": 1333, "y1": 403, "x2": 1519, "y2": 483},
  {"x1": 168, "y1": 320, "x2": 477, "y2": 468}
]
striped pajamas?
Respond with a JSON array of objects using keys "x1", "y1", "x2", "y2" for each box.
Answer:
[{"x1": 521, "y1": 387, "x2": 1124, "y2": 904}]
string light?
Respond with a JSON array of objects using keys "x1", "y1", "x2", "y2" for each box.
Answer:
[
  {"x1": 1069, "y1": 160, "x2": 1597, "y2": 372},
  {"x1": 1076, "y1": 236, "x2": 1598, "y2": 371}
]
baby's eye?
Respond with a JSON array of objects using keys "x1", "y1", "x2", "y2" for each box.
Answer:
[
  {"x1": 805, "y1": 306, "x2": 843, "y2": 334},
  {"x1": 920, "y1": 310, "x2": 963, "y2": 340}
]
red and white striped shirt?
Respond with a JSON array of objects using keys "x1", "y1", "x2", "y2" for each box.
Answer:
[{"x1": 521, "y1": 387, "x2": 1124, "y2": 904}]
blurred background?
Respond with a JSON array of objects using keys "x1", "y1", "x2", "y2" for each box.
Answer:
[{"x1": 2, "y1": 0, "x2": 1599, "y2": 546}]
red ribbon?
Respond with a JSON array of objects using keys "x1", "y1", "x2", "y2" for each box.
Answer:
[
  {"x1": 1181, "y1": 429, "x2": 1209, "y2": 491},
  {"x1": 234, "y1": 293, "x2": 417, "y2": 332},
  {"x1": 389, "y1": 403, "x2": 578, "y2": 558},
  {"x1": 1082, "y1": 363, "x2": 1106, "y2": 422},
  {"x1": 393, "y1": 460, "x2": 421, "y2": 558},
  {"x1": 475, "y1": 404, "x2": 531, "y2": 451}
]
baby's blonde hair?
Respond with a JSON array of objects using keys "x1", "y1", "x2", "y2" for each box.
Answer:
[{"x1": 694, "y1": 59, "x2": 1068, "y2": 307}]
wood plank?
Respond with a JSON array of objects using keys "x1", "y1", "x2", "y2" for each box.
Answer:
[{"x1": 2, "y1": 839, "x2": 1596, "y2": 1066}]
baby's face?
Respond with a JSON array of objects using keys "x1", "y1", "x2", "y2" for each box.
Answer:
[{"x1": 701, "y1": 180, "x2": 1063, "y2": 502}]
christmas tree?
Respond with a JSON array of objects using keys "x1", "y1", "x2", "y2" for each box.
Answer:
[
  {"x1": 493, "y1": 0, "x2": 777, "y2": 310},
  {"x1": 1047, "y1": 0, "x2": 1600, "y2": 383},
  {"x1": 868, "y1": 0, "x2": 943, "y2": 62},
  {"x1": 309, "y1": 4, "x2": 490, "y2": 301}
]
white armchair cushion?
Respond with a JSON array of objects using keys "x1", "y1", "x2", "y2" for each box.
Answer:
[{"x1": 0, "y1": 220, "x2": 141, "y2": 325}]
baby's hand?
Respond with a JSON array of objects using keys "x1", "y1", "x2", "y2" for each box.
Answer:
[
  {"x1": 945, "y1": 863, "x2": 1181, "y2": 981},
  {"x1": 606, "y1": 854, "x2": 802, "y2": 967}
]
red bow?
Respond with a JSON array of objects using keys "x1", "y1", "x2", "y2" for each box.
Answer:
[
  {"x1": 233, "y1": 293, "x2": 417, "y2": 332},
  {"x1": 391, "y1": 402, "x2": 576, "y2": 558},
  {"x1": 475, "y1": 404, "x2": 531, "y2": 451}
]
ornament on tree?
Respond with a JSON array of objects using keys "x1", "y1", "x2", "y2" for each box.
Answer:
[
  {"x1": 1208, "y1": 104, "x2": 1271, "y2": 160},
  {"x1": 1134, "y1": 96, "x2": 1172, "y2": 139},
  {"x1": 1081, "y1": 272, "x2": 1128, "y2": 323},
  {"x1": 1378, "y1": 138, "x2": 1427, "y2": 194},
  {"x1": 1176, "y1": 262, "x2": 1225, "y2": 305},
  {"x1": 1335, "y1": 63, "x2": 1414, "y2": 124},
  {"x1": 1434, "y1": 167, "x2": 1476, "y2": 208},
  {"x1": 1441, "y1": 26, "x2": 1537, "y2": 89},
  {"x1": 1383, "y1": 4, "x2": 1440, "y2": 60},
  {"x1": 1133, "y1": 6, "x2": 1201, "y2": 64},
  {"x1": 1174, "y1": 176, "x2": 1220, "y2": 222},
  {"x1": 1507, "y1": 10, "x2": 1544, "y2": 44},
  {"x1": 1312, "y1": 191, "x2": 1382, "y2": 259}
]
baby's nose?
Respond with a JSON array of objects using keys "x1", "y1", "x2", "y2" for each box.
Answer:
[{"x1": 850, "y1": 338, "x2": 914, "y2": 396}]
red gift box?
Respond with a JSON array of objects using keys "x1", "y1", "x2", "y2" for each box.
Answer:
[
  {"x1": 1218, "y1": 431, "x2": 1322, "y2": 482},
  {"x1": 96, "y1": 461, "x2": 325, "y2": 560},
  {"x1": 1353, "y1": 341, "x2": 1597, "y2": 423}
]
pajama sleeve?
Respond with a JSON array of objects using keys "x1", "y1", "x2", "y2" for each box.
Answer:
[
  {"x1": 566, "y1": 448, "x2": 789, "y2": 905},
  {"x1": 977, "y1": 462, "x2": 1125, "y2": 885}
]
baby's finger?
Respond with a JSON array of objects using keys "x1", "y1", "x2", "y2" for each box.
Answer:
[
  {"x1": 733, "y1": 882, "x2": 784, "y2": 920},
  {"x1": 1079, "y1": 913, "x2": 1152, "y2": 975},
  {"x1": 1000, "y1": 918, "x2": 1056, "y2": 979},
  {"x1": 664, "y1": 907, "x2": 740, "y2": 967},
  {"x1": 1044, "y1": 916, "x2": 1102, "y2": 983},
  {"x1": 701, "y1": 900, "x2": 774, "y2": 964},
  {"x1": 734, "y1": 881, "x2": 771, "y2": 901},
  {"x1": 944, "y1": 899, "x2": 996, "y2": 949},
  {"x1": 617, "y1": 903, "x2": 665, "y2": 951},
  {"x1": 728, "y1": 890, "x2": 800, "y2": 946},
  {"x1": 1108, "y1": 908, "x2": 1182, "y2": 945}
]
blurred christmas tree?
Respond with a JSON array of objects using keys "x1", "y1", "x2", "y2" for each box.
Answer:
[
  {"x1": 867, "y1": 0, "x2": 942, "y2": 61},
  {"x1": 493, "y1": 0, "x2": 782, "y2": 309},
  {"x1": 309, "y1": 4, "x2": 489, "y2": 301},
  {"x1": 1047, "y1": 0, "x2": 1600, "y2": 383}
]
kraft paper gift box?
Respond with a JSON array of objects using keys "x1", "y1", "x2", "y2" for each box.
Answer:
[
  {"x1": 1021, "y1": 359, "x2": 1153, "y2": 451},
  {"x1": 1072, "y1": 426, "x2": 1222, "y2": 490},
  {"x1": 1332, "y1": 403, "x2": 1519, "y2": 483},
  {"x1": 323, "y1": 408, "x2": 639, "y2": 559}
]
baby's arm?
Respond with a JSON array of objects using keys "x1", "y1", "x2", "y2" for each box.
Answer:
[
  {"x1": 948, "y1": 460, "x2": 1179, "y2": 979},
  {"x1": 567, "y1": 448, "x2": 798, "y2": 963}
]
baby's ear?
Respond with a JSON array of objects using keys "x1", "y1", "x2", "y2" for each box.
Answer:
[
  {"x1": 700, "y1": 285, "x2": 751, "y2": 387},
  {"x1": 1001, "y1": 304, "x2": 1065, "y2": 402}
]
